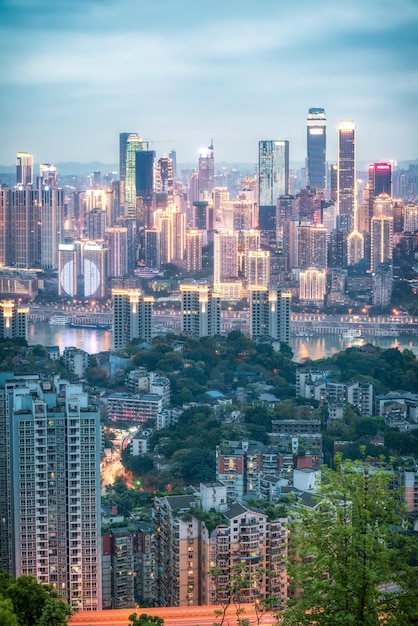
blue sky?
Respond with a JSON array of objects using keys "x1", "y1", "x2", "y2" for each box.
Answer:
[{"x1": 0, "y1": 0, "x2": 417, "y2": 166}]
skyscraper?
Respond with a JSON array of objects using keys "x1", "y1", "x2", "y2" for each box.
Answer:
[
  {"x1": 186, "y1": 229, "x2": 203, "y2": 273},
  {"x1": 1, "y1": 375, "x2": 102, "y2": 610},
  {"x1": 58, "y1": 243, "x2": 78, "y2": 297},
  {"x1": 368, "y1": 163, "x2": 392, "y2": 225},
  {"x1": 16, "y1": 152, "x2": 33, "y2": 186},
  {"x1": 370, "y1": 216, "x2": 393, "y2": 271},
  {"x1": 112, "y1": 288, "x2": 153, "y2": 349},
  {"x1": 8, "y1": 188, "x2": 39, "y2": 268},
  {"x1": 258, "y1": 140, "x2": 289, "y2": 237},
  {"x1": 306, "y1": 108, "x2": 326, "y2": 192},
  {"x1": 198, "y1": 141, "x2": 214, "y2": 197},
  {"x1": 213, "y1": 231, "x2": 238, "y2": 288},
  {"x1": 144, "y1": 229, "x2": 161, "y2": 269},
  {"x1": 135, "y1": 150, "x2": 155, "y2": 228},
  {"x1": 106, "y1": 226, "x2": 128, "y2": 277},
  {"x1": 40, "y1": 186, "x2": 64, "y2": 269},
  {"x1": 83, "y1": 242, "x2": 107, "y2": 298},
  {"x1": 337, "y1": 120, "x2": 356, "y2": 226},
  {"x1": 123, "y1": 133, "x2": 143, "y2": 216}
]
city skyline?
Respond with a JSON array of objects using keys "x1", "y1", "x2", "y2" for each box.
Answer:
[{"x1": 1, "y1": 0, "x2": 417, "y2": 165}]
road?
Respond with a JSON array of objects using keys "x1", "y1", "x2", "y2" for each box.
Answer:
[{"x1": 69, "y1": 605, "x2": 279, "y2": 625}]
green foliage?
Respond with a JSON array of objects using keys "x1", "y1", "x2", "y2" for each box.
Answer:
[
  {"x1": 128, "y1": 612, "x2": 164, "y2": 625},
  {"x1": 2, "y1": 574, "x2": 70, "y2": 626},
  {"x1": 282, "y1": 459, "x2": 418, "y2": 626},
  {"x1": 0, "y1": 598, "x2": 18, "y2": 626}
]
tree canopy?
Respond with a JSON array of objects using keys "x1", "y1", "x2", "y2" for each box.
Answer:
[{"x1": 282, "y1": 456, "x2": 418, "y2": 626}]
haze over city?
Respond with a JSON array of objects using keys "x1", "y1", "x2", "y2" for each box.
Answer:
[{"x1": 1, "y1": 0, "x2": 418, "y2": 165}]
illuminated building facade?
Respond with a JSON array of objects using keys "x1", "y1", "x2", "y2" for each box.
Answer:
[
  {"x1": 213, "y1": 231, "x2": 238, "y2": 288},
  {"x1": 16, "y1": 152, "x2": 33, "y2": 186},
  {"x1": 299, "y1": 269, "x2": 326, "y2": 305},
  {"x1": 58, "y1": 243, "x2": 78, "y2": 297},
  {"x1": 186, "y1": 229, "x2": 203, "y2": 273},
  {"x1": 0, "y1": 300, "x2": 28, "y2": 340},
  {"x1": 247, "y1": 250, "x2": 270, "y2": 287},
  {"x1": 112, "y1": 288, "x2": 153, "y2": 349},
  {"x1": 180, "y1": 281, "x2": 221, "y2": 337},
  {"x1": 124, "y1": 134, "x2": 143, "y2": 216},
  {"x1": 249, "y1": 286, "x2": 291, "y2": 343},
  {"x1": 83, "y1": 242, "x2": 107, "y2": 298},
  {"x1": 368, "y1": 163, "x2": 392, "y2": 223},
  {"x1": 306, "y1": 107, "x2": 326, "y2": 192},
  {"x1": 106, "y1": 227, "x2": 128, "y2": 277},
  {"x1": 135, "y1": 150, "x2": 155, "y2": 228},
  {"x1": 259, "y1": 140, "x2": 289, "y2": 237},
  {"x1": 337, "y1": 120, "x2": 356, "y2": 225},
  {"x1": 370, "y1": 216, "x2": 393, "y2": 271}
]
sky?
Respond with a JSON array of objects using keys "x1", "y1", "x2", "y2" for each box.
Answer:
[{"x1": 0, "y1": 0, "x2": 417, "y2": 167}]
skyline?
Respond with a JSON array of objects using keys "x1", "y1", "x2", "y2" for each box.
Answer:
[{"x1": 1, "y1": 0, "x2": 418, "y2": 166}]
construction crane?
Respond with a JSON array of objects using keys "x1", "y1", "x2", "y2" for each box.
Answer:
[{"x1": 143, "y1": 139, "x2": 175, "y2": 151}]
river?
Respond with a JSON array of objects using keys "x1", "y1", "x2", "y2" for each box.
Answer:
[{"x1": 28, "y1": 322, "x2": 418, "y2": 363}]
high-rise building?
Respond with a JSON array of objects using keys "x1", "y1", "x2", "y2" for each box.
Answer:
[
  {"x1": 83, "y1": 242, "x2": 107, "y2": 298},
  {"x1": 213, "y1": 231, "x2": 238, "y2": 288},
  {"x1": 337, "y1": 120, "x2": 356, "y2": 223},
  {"x1": 153, "y1": 484, "x2": 287, "y2": 608},
  {"x1": 8, "y1": 188, "x2": 39, "y2": 268},
  {"x1": 247, "y1": 250, "x2": 270, "y2": 287},
  {"x1": 135, "y1": 150, "x2": 155, "y2": 228},
  {"x1": 198, "y1": 141, "x2": 214, "y2": 197},
  {"x1": 106, "y1": 227, "x2": 128, "y2": 277},
  {"x1": 328, "y1": 230, "x2": 348, "y2": 269},
  {"x1": 370, "y1": 216, "x2": 393, "y2": 271},
  {"x1": 306, "y1": 107, "x2": 326, "y2": 192},
  {"x1": 124, "y1": 133, "x2": 143, "y2": 216},
  {"x1": 58, "y1": 243, "x2": 78, "y2": 297},
  {"x1": 0, "y1": 300, "x2": 28, "y2": 340},
  {"x1": 1, "y1": 376, "x2": 102, "y2": 610},
  {"x1": 300, "y1": 269, "x2": 326, "y2": 305},
  {"x1": 86, "y1": 208, "x2": 106, "y2": 240},
  {"x1": 173, "y1": 211, "x2": 186, "y2": 261},
  {"x1": 180, "y1": 281, "x2": 221, "y2": 337},
  {"x1": 259, "y1": 140, "x2": 289, "y2": 237},
  {"x1": 156, "y1": 157, "x2": 174, "y2": 205},
  {"x1": 368, "y1": 163, "x2": 392, "y2": 223},
  {"x1": 0, "y1": 188, "x2": 9, "y2": 266},
  {"x1": 347, "y1": 230, "x2": 364, "y2": 266},
  {"x1": 372, "y1": 262, "x2": 393, "y2": 306},
  {"x1": 112, "y1": 288, "x2": 153, "y2": 349},
  {"x1": 249, "y1": 286, "x2": 291, "y2": 343},
  {"x1": 404, "y1": 203, "x2": 418, "y2": 233},
  {"x1": 145, "y1": 229, "x2": 161, "y2": 269},
  {"x1": 16, "y1": 152, "x2": 33, "y2": 186},
  {"x1": 40, "y1": 187, "x2": 64, "y2": 270},
  {"x1": 186, "y1": 229, "x2": 203, "y2": 273},
  {"x1": 296, "y1": 224, "x2": 327, "y2": 270}
]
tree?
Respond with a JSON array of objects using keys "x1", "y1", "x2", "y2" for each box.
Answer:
[
  {"x1": 0, "y1": 598, "x2": 18, "y2": 626},
  {"x1": 128, "y1": 613, "x2": 164, "y2": 625},
  {"x1": 5, "y1": 575, "x2": 71, "y2": 626},
  {"x1": 282, "y1": 456, "x2": 418, "y2": 626}
]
